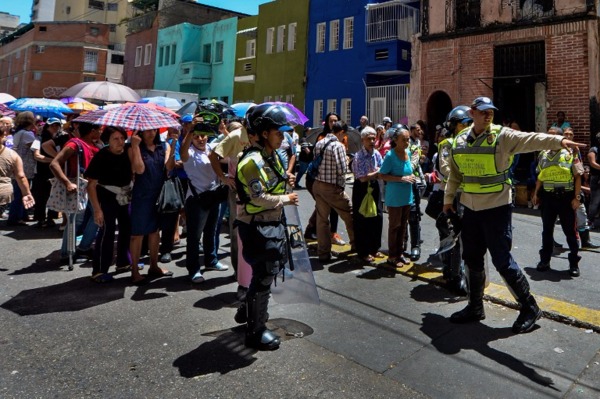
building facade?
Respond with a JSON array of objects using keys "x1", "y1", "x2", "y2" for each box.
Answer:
[
  {"x1": 0, "y1": 22, "x2": 109, "y2": 98},
  {"x1": 305, "y1": 0, "x2": 419, "y2": 128},
  {"x1": 233, "y1": 16, "x2": 259, "y2": 103}
]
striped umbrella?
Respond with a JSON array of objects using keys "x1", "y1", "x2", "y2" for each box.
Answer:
[{"x1": 73, "y1": 104, "x2": 180, "y2": 131}]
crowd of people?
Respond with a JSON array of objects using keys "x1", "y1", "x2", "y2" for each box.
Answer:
[{"x1": 1, "y1": 96, "x2": 599, "y2": 348}]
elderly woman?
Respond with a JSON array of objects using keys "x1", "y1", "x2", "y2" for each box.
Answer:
[
  {"x1": 352, "y1": 126, "x2": 384, "y2": 262},
  {"x1": 379, "y1": 125, "x2": 416, "y2": 267},
  {"x1": 85, "y1": 127, "x2": 133, "y2": 283},
  {"x1": 8, "y1": 112, "x2": 37, "y2": 225},
  {"x1": 0, "y1": 122, "x2": 35, "y2": 213},
  {"x1": 128, "y1": 128, "x2": 176, "y2": 285}
]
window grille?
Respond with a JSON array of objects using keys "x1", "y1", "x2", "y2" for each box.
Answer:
[{"x1": 366, "y1": 2, "x2": 420, "y2": 43}]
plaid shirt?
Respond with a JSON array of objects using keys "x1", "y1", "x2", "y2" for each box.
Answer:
[{"x1": 315, "y1": 133, "x2": 347, "y2": 187}]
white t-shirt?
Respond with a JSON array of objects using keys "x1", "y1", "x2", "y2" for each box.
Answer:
[{"x1": 183, "y1": 143, "x2": 218, "y2": 197}]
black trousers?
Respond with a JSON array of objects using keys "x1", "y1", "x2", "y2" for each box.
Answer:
[
  {"x1": 539, "y1": 190, "x2": 578, "y2": 263},
  {"x1": 352, "y1": 179, "x2": 382, "y2": 257}
]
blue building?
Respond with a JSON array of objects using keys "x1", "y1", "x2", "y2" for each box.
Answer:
[{"x1": 305, "y1": 0, "x2": 420, "y2": 127}]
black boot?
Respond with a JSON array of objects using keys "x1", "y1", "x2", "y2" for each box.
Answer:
[
  {"x1": 568, "y1": 253, "x2": 581, "y2": 277},
  {"x1": 245, "y1": 291, "x2": 280, "y2": 350},
  {"x1": 409, "y1": 223, "x2": 421, "y2": 261},
  {"x1": 505, "y1": 272, "x2": 542, "y2": 334},
  {"x1": 234, "y1": 302, "x2": 247, "y2": 324},
  {"x1": 580, "y1": 230, "x2": 599, "y2": 249},
  {"x1": 450, "y1": 270, "x2": 486, "y2": 323}
]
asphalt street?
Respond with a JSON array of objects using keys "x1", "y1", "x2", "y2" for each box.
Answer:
[{"x1": 0, "y1": 184, "x2": 599, "y2": 398}]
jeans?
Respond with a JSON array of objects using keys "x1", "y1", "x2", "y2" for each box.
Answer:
[
  {"x1": 184, "y1": 195, "x2": 219, "y2": 276},
  {"x1": 461, "y1": 205, "x2": 521, "y2": 281},
  {"x1": 296, "y1": 161, "x2": 309, "y2": 186},
  {"x1": 214, "y1": 199, "x2": 229, "y2": 253},
  {"x1": 589, "y1": 175, "x2": 600, "y2": 227},
  {"x1": 61, "y1": 202, "x2": 98, "y2": 257},
  {"x1": 7, "y1": 179, "x2": 26, "y2": 222}
]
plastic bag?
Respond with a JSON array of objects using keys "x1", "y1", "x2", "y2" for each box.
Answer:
[{"x1": 358, "y1": 186, "x2": 377, "y2": 218}]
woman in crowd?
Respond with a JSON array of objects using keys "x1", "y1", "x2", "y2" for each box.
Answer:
[
  {"x1": 352, "y1": 126, "x2": 384, "y2": 263},
  {"x1": 379, "y1": 125, "x2": 415, "y2": 267},
  {"x1": 180, "y1": 123, "x2": 228, "y2": 283},
  {"x1": 85, "y1": 127, "x2": 133, "y2": 283},
  {"x1": 31, "y1": 118, "x2": 62, "y2": 227},
  {"x1": 128, "y1": 128, "x2": 176, "y2": 285},
  {"x1": 375, "y1": 124, "x2": 391, "y2": 157},
  {"x1": 0, "y1": 120, "x2": 35, "y2": 214},
  {"x1": 159, "y1": 126, "x2": 182, "y2": 264},
  {"x1": 8, "y1": 111, "x2": 37, "y2": 225}
]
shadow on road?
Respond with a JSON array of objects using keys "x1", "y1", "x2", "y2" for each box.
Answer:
[
  {"x1": 523, "y1": 266, "x2": 574, "y2": 282},
  {"x1": 410, "y1": 282, "x2": 464, "y2": 304},
  {"x1": 1, "y1": 276, "x2": 126, "y2": 315},
  {"x1": 420, "y1": 312, "x2": 558, "y2": 390}
]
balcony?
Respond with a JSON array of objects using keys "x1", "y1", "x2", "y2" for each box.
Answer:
[
  {"x1": 178, "y1": 61, "x2": 211, "y2": 85},
  {"x1": 365, "y1": 40, "x2": 411, "y2": 75}
]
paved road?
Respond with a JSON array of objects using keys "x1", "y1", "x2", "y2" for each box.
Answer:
[{"x1": 0, "y1": 186, "x2": 599, "y2": 398}]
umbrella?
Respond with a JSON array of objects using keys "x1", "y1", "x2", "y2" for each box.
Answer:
[
  {"x1": 67, "y1": 101, "x2": 98, "y2": 113},
  {"x1": 61, "y1": 81, "x2": 141, "y2": 102},
  {"x1": 176, "y1": 101, "x2": 198, "y2": 116},
  {"x1": 8, "y1": 97, "x2": 73, "y2": 118},
  {"x1": 139, "y1": 96, "x2": 182, "y2": 110},
  {"x1": 231, "y1": 102, "x2": 257, "y2": 118},
  {"x1": 266, "y1": 101, "x2": 309, "y2": 126},
  {"x1": 60, "y1": 97, "x2": 87, "y2": 104},
  {"x1": 124, "y1": 102, "x2": 179, "y2": 119},
  {"x1": 0, "y1": 93, "x2": 16, "y2": 104},
  {"x1": 198, "y1": 99, "x2": 235, "y2": 118},
  {"x1": 305, "y1": 126, "x2": 362, "y2": 154},
  {"x1": 0, "y1": 103, "x2": 16, "y2": 118},
  {"x1": 73, "y1": 104, "x2": 180, "y2": 131}
]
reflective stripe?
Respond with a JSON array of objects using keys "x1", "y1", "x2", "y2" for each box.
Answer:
[
  {"x1": 452, "y1": 146, "x2": 496, "y2": 155},
  {"x1": 543, "y1": 182, "x2": 574, "y2": 191},
  {"x1": 462, "y1": 171, "x2": 510, "y2": 185}
]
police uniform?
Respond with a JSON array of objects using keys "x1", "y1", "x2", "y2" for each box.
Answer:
[
  {"x1": 445, "y1": 117, "x2": 565, "y2": 333},
  {"x1": 536, "y1": 148, "x2": 583, "y2": 275},
  {"x1": 235, "y1": 142, "x2": 295, "y2": 350}
]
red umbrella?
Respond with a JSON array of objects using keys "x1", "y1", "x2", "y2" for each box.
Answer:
[{"x1": 73, "y1": 104, "x2": 180, "y2": 131}]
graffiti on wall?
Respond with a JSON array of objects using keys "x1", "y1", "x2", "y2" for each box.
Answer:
[{"x1": 42, "y1": 87, "x2": 68, "y2": 98}]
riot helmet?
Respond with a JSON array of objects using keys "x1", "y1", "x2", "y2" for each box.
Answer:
[
  {"x1": 246, "y1": 103, "x2": 293, "y2": 135},
  {"x1": 444, "y1": 105, "x2": 472, "y2": 136}
]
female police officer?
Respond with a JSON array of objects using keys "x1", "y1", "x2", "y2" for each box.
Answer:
[{"x1": 234, "y1": 104, "x2": 299, "y2": 350}]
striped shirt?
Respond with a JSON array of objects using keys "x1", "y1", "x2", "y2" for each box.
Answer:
[{"x1": 315, "y1": 133, "x2": 347, "y2": 187}]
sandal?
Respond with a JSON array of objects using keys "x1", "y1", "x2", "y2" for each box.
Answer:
[
  {"x1": 91, "y1": 273, "x2": 114, "y2": 283},
  {"x1": 148, "y1": 268, "x2": 174, "y2": 278},
  {"x1": 386, "y1": 258, "x2": 398, "y2": 266},
  {"x1": 373, "y1": 252, "x2": 386, "y2": 259},
  {"x1": 362, "y1": 255, "x2": 375, "y2": 263}
]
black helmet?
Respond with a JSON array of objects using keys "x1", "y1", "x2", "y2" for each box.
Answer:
[
  {"x1": 247, "y1": 103, "x2": 293, "y2": 134},
  {"x1": 444, "y1": 105, "x2": 472, "y2": 136},
  {"x1": 387, "y1": 123, "x2": 408, "y2": 138}
]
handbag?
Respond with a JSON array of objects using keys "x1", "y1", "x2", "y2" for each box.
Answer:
[
  {"x1": 425, "y1": 189, "x2": 444, "y2": 219},
  {"x1": 156, "y1": 176, "x2": 185, "y2": 214},
  {"x1": 47, "y1": 141, "x2": 88, "y2": 214},
  {"x1": 189, "y1": 183, "x2": 229, "y2": 209},
  {"x1": 358, "y1": 186, "x2": 378, "y2": 218}
]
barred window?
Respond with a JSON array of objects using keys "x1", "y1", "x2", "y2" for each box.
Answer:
[
  {"x1": 316, "y1": 23, "x2": 326, "y2": 53},
  {"x1": 84, "y1": 50, "x2": 98, "y2": 72}
]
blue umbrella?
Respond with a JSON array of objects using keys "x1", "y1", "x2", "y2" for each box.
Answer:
[
  {"x1": 139, "y1": 96, "x2": 182, "y2": 110},
  {"x1": 8, "y1": 98, "x2": 73, "y2": 118},
  {"x1": 231, "y1": 102, "x2": 256, "y2": 118}
]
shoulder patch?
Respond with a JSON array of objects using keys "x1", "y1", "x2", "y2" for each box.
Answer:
[{"x1": 248, "y1": 179, "x2": 263, "y2": 197}]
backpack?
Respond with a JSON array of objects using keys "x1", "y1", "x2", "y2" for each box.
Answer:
[{"x1": 306, "y1": 139, "x2": 333, "y2": 181}]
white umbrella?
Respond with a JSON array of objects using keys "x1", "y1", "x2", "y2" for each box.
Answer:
[
  {"x1": 61, "y1": 81, "x2": 141, "y2": 103},
  {"x1": 0, "y1": 93, "x2": 16, "y2": 104}
]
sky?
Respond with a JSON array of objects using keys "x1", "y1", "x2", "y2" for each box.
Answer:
[{"x1": 0, "y1": 1, "x2": 272, "y2": 24}]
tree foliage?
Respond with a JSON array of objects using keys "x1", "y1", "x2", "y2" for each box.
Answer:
[{"x1": 130, "y1": 0, "x2": 160, "y2": 12}]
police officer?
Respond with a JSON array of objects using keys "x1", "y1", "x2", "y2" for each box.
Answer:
[
  {"x1": 433, "y1": 106, "x2": 472, "y2": 293},
  {"x1": 234, "y1": 104, "x2": 299, "y2": 350},
  {"x1": 533, "y1": 126, "x2": 584, "y2": 276},
  {"x1": 443, "y1": 96, "x2": 584, "y2": 334}
]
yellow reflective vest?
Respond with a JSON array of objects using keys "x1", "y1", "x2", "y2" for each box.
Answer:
[
  {"x1": 236, "y1": 146, "x2": 287, "y2": 215},
  {"x1": 452, "y1": 124, "x2": 513, "y2": 194},
  {"x1": 537, "y1": 150, "x2": 574, "y2": 192}
]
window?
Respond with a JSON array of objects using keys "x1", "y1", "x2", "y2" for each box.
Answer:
[
  {"x1": 83, "y1": 76, "x2": 96, "y2": 82},
  {"x1": 264, "y1": 96, "x2": 272, "y2": 102},
  {"x1": 88, "y1": 0, "x2": 104, "y2": 10},
  {"x1": 33, "y1": 71, "x2": 42, "y2": 81},
  {"x1": 35, "y1": 45, "x2": 45, "y2": 54},
  {"x1": 243, "y1": 63, "x2": 252, "y2": 71},
  {"x1": 288, "y1": 23, "x2": 297, "y2": 51},
  {"x1": 135, "y1": 46, "x2": 142, "y2": 67},
  {"x1": 90, "y1": 27, "x2": 99, "y2": 36},
  {"x1": 456, "y1": 0, "x2": 480, "y2": 30},
  {"x1": 276, "y1": 25, "x2": 285, "y2": 52},
  {"x1": 15, "y1": 50, "x2": 20, "y2": 59},
  {"x1": 245, "y1": 39, "x2": 256, "y2": 58},
  {"x1": 329, "y1": 20, "x2": 339, "y2": 51},
  {"x1": 221, "y1": 96, "x2": 229, "y2": 104},
  {"x1": 341, "y1": 98, "x2": 351, "y2": 124},
  {"x1": 366, "y1": 2, "x2": 420, "y2": 42},
  {"x1": 215, "y1": 41, "x2": 224, "y2": 63},
  {"x1": 164, "y1": 45, "x2": 170, "y2": 65},
  {"x1": 66, "y1": 6, "x2": 71, "y2": 15},
  {"x1": 313, "y1": 100, "x2": 323, "y2": 125},
  {"x1": 202, "y1": 43, "x2": 211, "y2": 63},
  {"x1": 316, "y1": 23, "x2": 326, "y2": 53},
  {"x1": 158, "y1": 46, "x2": 164, "y2": 67},
  {"x1": 343, "y1": 17, "x2": 354, "y2": 49},
  {"x1": 266, "y1": 27, "x2": 274, "y2": 54},
  {"x1": 109, "y1": 24, "x2": 116, "y2": 32},
  {"x1": 107, "y1": 2, "x2": 118, "y2": 11},
  {"x1": 38, "y1": 26, "x2": 47, "y2": 32},
  {"x1": 144, "y1": 44, "x2": 152, "y2": 65},
  {"x1": 111, "y1": 53, "x2": 124, "y2": 64},
  {"x1": 327, "y1": 99, "x2": 337, "y2": 115},
  {"x1": 84, "y1": 50, "x2": 98, "y2": 72},
  {"x1": 170, "y1": 44, "x2": 176, "y2": 64},
  {"x1": 285, "y1": 94, "x2": 294, "y2": 103}
]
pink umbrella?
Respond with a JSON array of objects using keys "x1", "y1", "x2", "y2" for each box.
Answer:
[
  {"x1": 73, "y1": 104, "x2": 180, "y2": 131},
  {"x1": 0, "y1": 103, "x2": 16, "y2": 118}
]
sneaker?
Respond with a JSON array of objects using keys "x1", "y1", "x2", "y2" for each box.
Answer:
[
  {"x1": 205, "y1": 261, "x2": 229, "y2": 271},
  {"x1": 160, "y1": 253, "x2": 172, "y2": 263},
  {"x1": 191, "y1": 272, "x2": 205, "y2": 283},
  {"x1": 527, "y1": 200, "x2": 533, "y2": 209},
  {"x1": 331, "y1": 233, "x2": 346, "y2": 245}
]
